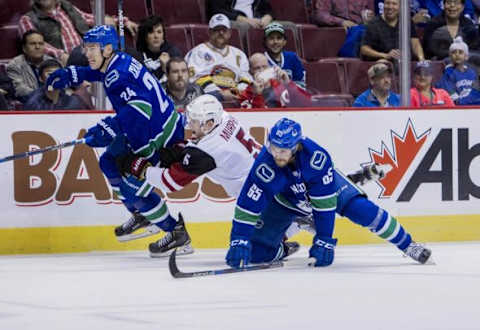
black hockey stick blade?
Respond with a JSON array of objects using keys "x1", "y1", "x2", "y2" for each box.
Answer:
[{"x1": 168, "y1": 249, "x2": 284, "y2": 278}]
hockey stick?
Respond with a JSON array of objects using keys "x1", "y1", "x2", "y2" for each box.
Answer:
[
  {"x1": 168, "y1": 249, "x2": 284, "y2": 278},
  {"x1": 117, "y1": 0, "x2": 125, "y2": 51},
  {"x1": 0, "y1": 137, "x2": 91, "y2": 164}
]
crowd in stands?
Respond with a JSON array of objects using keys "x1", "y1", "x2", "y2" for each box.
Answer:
[{"x1": 1, "y1": 0, "x2": 480, "y2": 111}]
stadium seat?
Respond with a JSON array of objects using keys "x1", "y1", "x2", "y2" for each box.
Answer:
[
  {"x1": 151, "y1": 0, "x2": 205, "y2": 26},
  {"x1": 69, "y1": 0, "x2": 91, "y2": 13},
  {"x1": 303, "y1": 60, "x2": 346, "y2": 94},
  {"x1": 105, "y1": 0, "x2": 149, "y2": 22},
  {"x1": 0, "y1": 0, "x2": 30, "y2": 26},
  {"x1": 270, "y1": 0, "x2": 310, "y2": 23},
  {"x1": 190, "y1": 25, "x2": 244, "y2": 51},
  {"x1": 0, "y1": 25, "x2": 20, "y2": 60},
  {"x1": 246, "y1": 28, "x2": 298, "y2": 57},
  {"x1": 299, "y1": 26, "x2": 346, "y2": 61},
  {"x1": 165, "y1": 26, "x2": 191, "y2": 56},
  {"x1": 311, "y1": 94, "x2": 354, "y2": 107}
]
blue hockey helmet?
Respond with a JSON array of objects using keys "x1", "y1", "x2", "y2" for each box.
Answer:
[
  {"x1": 267, "y1": 118, "x2": 303, "y2": 151},
  {"x1": 83, "y1": 25, "x2": 119, "y2": 51}
]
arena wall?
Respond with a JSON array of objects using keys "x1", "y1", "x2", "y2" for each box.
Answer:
[{"x1": 1, "y1": 108, "x2": 479, "y2": 254}]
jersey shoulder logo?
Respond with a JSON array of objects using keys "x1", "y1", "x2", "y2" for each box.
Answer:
[
  {"x1": 105, "y1": 70, "x2": 120, "y2": 88},
  {"x1": 310, "y1": 151, "x2": 327, "y2": 170},
  {"x1": 255, "y1": 163, "x2": 275, "y2": 183}
]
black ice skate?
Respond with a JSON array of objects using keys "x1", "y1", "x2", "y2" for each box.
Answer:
[
  {"x1": 294, "y1": 215, "x2": 316, "y2": 235},
  {"x1": 348, "y1": 163, "x2": 393, "y2": 185},
  {"x1": 149, "y1": 213, "x2": 194, "y2": 257},
  {"x1": 115, "y1": 212, "x2": 161, "y2": 242},
  {"x1": 403, "y1": 242, "x2": 432, "y2": 264},
  {"x1": 282, "y1": 241, "x2": 300, "y2": 259}
]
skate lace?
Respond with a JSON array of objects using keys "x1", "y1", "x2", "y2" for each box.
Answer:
[
  {"x1": 156, "y1": 232, "x2": 173, "y2": 248},
  {"x1": 122, "y1": 215, "x2": 138, "y2": 229},
  {"x1": 404, "y1": 243, "x2": 424, "y2": 260}
]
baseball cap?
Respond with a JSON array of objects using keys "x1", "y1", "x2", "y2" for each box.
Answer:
[
  {"x1": 264, "y1": 22, "x2": 285, "y2": 37},
  {"x1": 414, "y1": 61, "x2": 433, "y2": 75},
  {"x1": 209, "y1": 14, "x2": 231, "y2": 29},
  {"x1": 367, "y1": 62, "x2": 391, "y2": 79}
]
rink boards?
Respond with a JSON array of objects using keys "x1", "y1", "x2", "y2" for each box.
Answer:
[{"x1": 0, "y1": 108, "x2": 479, "y2": 253}]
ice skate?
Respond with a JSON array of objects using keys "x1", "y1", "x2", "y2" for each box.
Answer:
[
  {"x1": 149, "y1": 213, "x2": 194, "y2": 257},
  {"x1": 115, "y1": 212, "x2": 161, "y2": 242},
  {"x1": 282, "y1": 241, "x2": 300, "y2": 259},
  {"x1": 294, "y1": 215, "x2": 316, "y2": 235},
  {"x1": 403, "y1": 242, "x2": 433, "y2": 264}
]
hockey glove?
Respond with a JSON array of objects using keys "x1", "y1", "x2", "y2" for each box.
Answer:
[
  {"x1": 226, "y1": 237, "x2": 252, "y2": 268},
  {"x1": 117, "y1": 153, "x2": 152, "y2": 179},
  {"x1": 85, "y1": 116, "x2": 121, "y2": 148},
  {"x1": 309, "y1": 236, "x2": 337, "y2": 267},
  {"x1": 45, "y1": 66, "x2": 86, "y2": 90}
]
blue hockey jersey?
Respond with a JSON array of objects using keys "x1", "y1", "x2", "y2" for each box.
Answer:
[
  {"x1": 81, "y1": 52, "x2": 183, "y2": 159},
  {"x1": 265, "y1": 51, "x2": 306, "y2": 89},
  {"x1": 232, "y1": 137, "x2": 337, "y2": 239},
  {"x1": 436, "y1": 64, "x2": 480, "y2": 105}
]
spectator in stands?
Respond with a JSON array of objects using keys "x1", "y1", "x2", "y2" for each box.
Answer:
[
  {"x1": 353, "y1": 61, "x2": 400, "y2": 107},
  {"x1": 161, "y1": 57, "x2": 205, "y2": 110},
  {"x1": 6, "y1": 30, "x2": 54, "y2": 103},
  {"x1": 410, "y1": 61, "x2": 455, "y2": 107},
  {"x1": 436, "y1": 37, "x2": 480, "y2": 104},
  {"x1": 361, "y1": 0, "x2": 425, "y2": 61},
  {"x1": 0, "y1": 72, "x2": 15, "y2": 110},
  {"x1": 185, "y1": 14, "x2": 252, "y2": 102},
  {"x1": 263, "y1": 22, "x2": 306, "y2": 89},
  {"x1": 19, "y1": 0, "x2": 138, "y2": 66},
  {"x1": 312, "y1": 0, "x2": 374, "y2": 30},
  {"x1": 238, "y1": 53, "x2": 312, "y2": 108},
  {"x1": 24, "y1": 59, "x2": 88, "y2": 110},
  {"x1": 423, "y1": 0, "x2": 480, "y2": 60},
  {"x1": 206, "y1": 0, "x2": 273, "y2": 29},
  {"x1": 375, "y1": 0, "x2": 476, "y2": 24},
  {"x1": 136, "y1": 16, "x2": 182, "y2": 82}
]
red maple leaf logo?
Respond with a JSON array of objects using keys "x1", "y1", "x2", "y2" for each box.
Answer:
[{"x1": 366, "y1": 119, "x2": 430, "y2": 198}]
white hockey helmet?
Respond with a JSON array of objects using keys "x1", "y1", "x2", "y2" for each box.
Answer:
[{"x1": 185, "y1": 94, "x2": 224, "y2": 132}]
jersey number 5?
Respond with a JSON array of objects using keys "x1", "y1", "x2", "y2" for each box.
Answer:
[{"x1": 236, "y1": 128, "x2": 261, "y2": 158}]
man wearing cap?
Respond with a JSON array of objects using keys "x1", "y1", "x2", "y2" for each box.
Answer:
[
  {"x1": 263, "y1": 22, "x2": 306, "y2": 89},
  {"x1": 353, "y1": 61, "x2": 400, "y2": 107},
  {"x1": 410, "y1": 61, "x2": 454, "y2": 107},
  {"x1": 185, "y1": 13, "x2": 252, "y2": 102}
]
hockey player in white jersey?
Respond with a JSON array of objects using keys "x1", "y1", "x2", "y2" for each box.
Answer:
[{"x1": 185, "y1": 14, "x2": 252, "y2": 101}]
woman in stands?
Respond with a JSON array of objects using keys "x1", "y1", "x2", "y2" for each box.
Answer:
[{"x1": 136, "y1": 15, "x2": 182, "y2": 82}]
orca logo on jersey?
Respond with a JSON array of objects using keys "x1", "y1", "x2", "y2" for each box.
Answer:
[
  {"x1": 255, "y1": 163, "x2": 275, "y2": 183},
  {"x1": 310, "y1": 151, "x2": 327, "y2": 170},
  {"x1": 105, "y1": 70, "x2": 119, "y2": 88}
]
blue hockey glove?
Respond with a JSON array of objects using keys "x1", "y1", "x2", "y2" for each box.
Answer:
[
  {"x1": 45, "y1": 66, "x2": 85, "y2": 90},
  {"x1": 85, "y1": 116, "x2": 121, "y2": 147},
  {"x1": 309, "y1": 236, "x2": 337, "y2": 267},
  {"x1": 226, "y1": 237, "x2": 252, "y2": 268}
]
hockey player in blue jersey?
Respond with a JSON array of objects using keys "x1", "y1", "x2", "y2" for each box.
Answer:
[
  {"x1": 263, "y1": 22, "x2": 306, "y2": 89},
  {"x1": 46, "y1": 25, "x2": 193, "y2": 255},
  {"x1": 226, "y1": 118, "x2": 432, "y2": 268}
]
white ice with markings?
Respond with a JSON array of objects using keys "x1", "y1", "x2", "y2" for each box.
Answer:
[{"x1": 1, "y1": 242, "x2": 479, "y2": 330}]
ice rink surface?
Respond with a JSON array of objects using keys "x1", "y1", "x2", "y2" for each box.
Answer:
[{"x1": 1, "y1": 242, "x2": 479, "y2": 330}]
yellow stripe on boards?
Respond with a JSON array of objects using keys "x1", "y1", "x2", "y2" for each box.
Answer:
[{"x1": 0, "y1": 215, "x2": 479, "y2": 254}]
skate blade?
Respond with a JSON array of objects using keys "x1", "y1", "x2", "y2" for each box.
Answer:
[
  {"x1": 117, "y1": 225, "x2": 161, "y2": 242},
  {"x1": 150, "y1": 244, "x2": 195, "y2": 258},
  {"x1": 424, "y1": 256, "x2": 436, "y2": 265}
]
